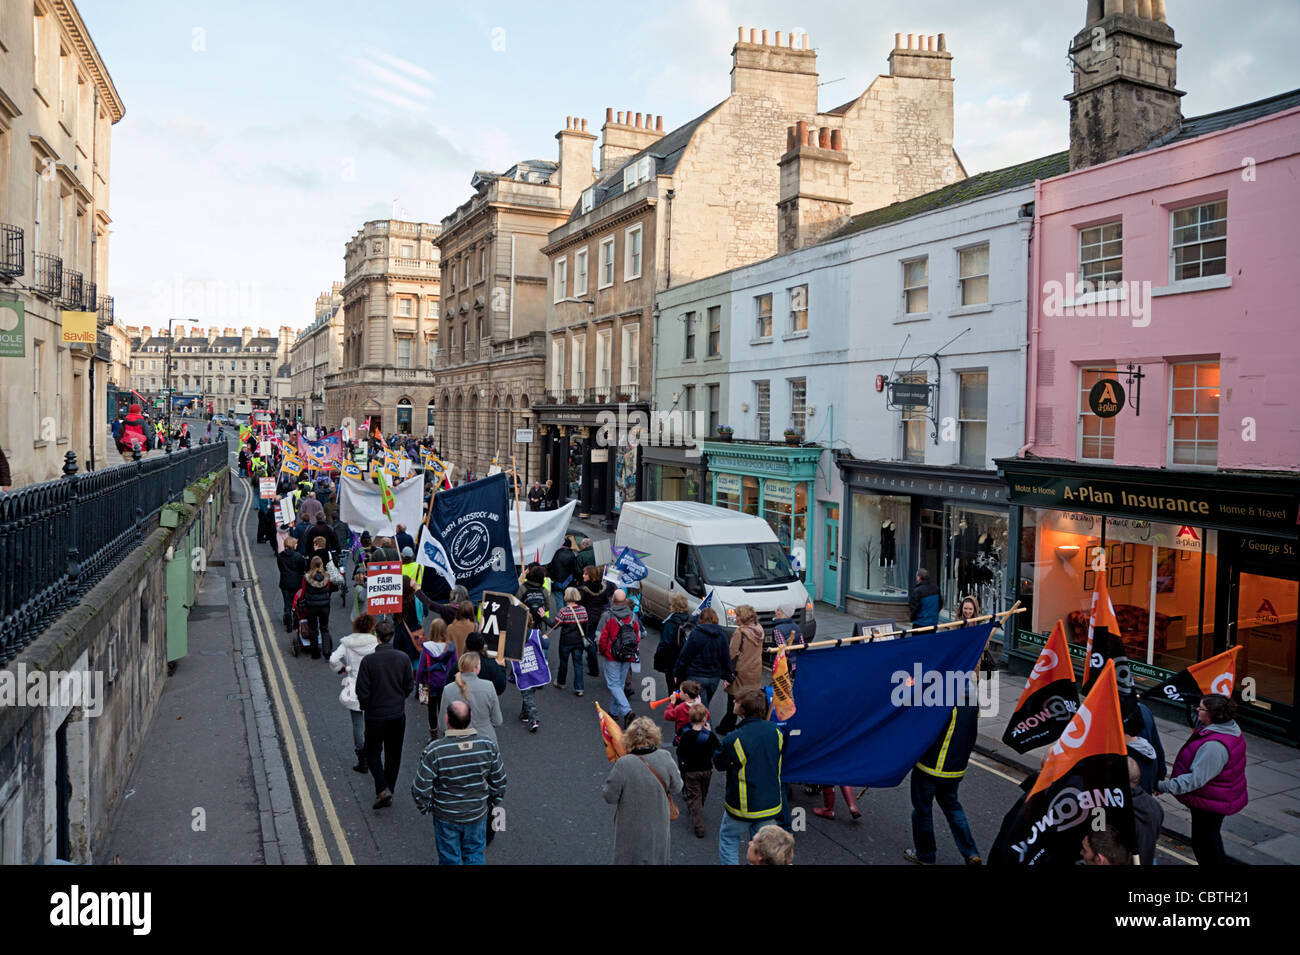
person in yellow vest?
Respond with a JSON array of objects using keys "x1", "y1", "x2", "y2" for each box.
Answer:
[{"x1": 401, "y1": 546, "x2": 421, "y2": 586}]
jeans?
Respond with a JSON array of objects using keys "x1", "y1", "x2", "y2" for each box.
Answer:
[
  {"x1": 426, "y1": 691, "x2": 443, "y2": 737},
  {"x1": 434, "y1": 816, "x2": 487, "y2": 865},
  {"x1": 910, "y1": 770, "x2": 979, "y2": 863},
  {"x1": 602, "y1": 659, "x2": 633, "y2": 717},
  {"x1": 363, "y1": 714, "x2": 406, "y2": 796},
  {"x1": 280, "y1": 587, "x2": 295, "y2": 622},
  {"x1": 557, "y1": 646, "x2": 585, "y2": 692},
  {"x1": 692, "y1": 677, "x2": 721, "y2": 708},
  {"x1": 519, "y1": 688, "x2": 538, "y2": 722},
  {"x1": 305, "y1": 606, "x2": 331, "y2": 648},
  {"x1": 585, "y1": 641, "x2": 600, "y2": 675},
  {"x1": 1189, "y1": 808, "x2": 1227, "y2": 865},
  {"x1": 349, "y1": 708, "x2": 365, "y2": 752},
  {"x1": 718, "y1": 813, "x2": 769, "y2": 866}
]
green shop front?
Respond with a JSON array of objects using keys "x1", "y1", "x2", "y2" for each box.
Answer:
[
  {"x1": 998, "y1": 458, "x2": 1300, "y2": 744},
  {"x1": 701, "y1": 442, "x2": 821, "y2": 591}
]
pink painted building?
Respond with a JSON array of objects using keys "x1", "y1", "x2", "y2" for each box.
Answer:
[{"x1": 1000, "y1": 2, "x2": 1300, "y2": 742}]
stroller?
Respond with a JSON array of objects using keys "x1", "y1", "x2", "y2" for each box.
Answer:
[{"x1": 290, "y1": 581, "x2": 333, "y2": 658}]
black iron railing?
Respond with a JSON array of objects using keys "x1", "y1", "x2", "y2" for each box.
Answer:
[
  {"x1": 33, "y1": 252, "x2": 61, "y2": 298},
  {"x1": 99, "y1": 294, "x2": 114, "y2": 326},
  {"x1": 62, "y1": 269, "x2": 84, "y2": 309},
  {"x1": 1, "y1": 224, "x2": 22, "y2": 279},
  {"x1": 0, "y1": 443, "x2": 228, "y2": 665},
  {"x1": 84, "y1": 282, "x2": 98, "y2": 312}
]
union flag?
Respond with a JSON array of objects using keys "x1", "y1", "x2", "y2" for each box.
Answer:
[
  {"x1": 1142, "y1": 645, "x2": 1243, "y2": 705},
  {"x1": 1001, "y1": 620, "x2": 1080, "y2": 753}
]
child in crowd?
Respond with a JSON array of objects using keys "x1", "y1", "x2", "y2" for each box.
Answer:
[
  {"x1": 662, "y1": 680, "x2": 704, "y2": 744},
  {"x1": 676, "y1": 703, "x2": 721, "y2": 839}
]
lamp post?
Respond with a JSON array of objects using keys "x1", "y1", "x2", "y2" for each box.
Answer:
[{"x1": 165, "y1": 316, "x2": 199, "y2": 441}]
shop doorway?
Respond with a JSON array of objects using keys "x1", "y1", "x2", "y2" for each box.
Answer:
[
  {"x1": 823, "y1": 504, "x2": 840, "y2": 605},
  {"x1": 919, "y1": 506, "x2": 944, "y2": 595},
  {"x1": 1226, "y1": 568, "x2": 1296, "y2": 723}
]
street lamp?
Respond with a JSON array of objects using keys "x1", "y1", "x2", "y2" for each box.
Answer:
[{"x1": 165, "y1": 316, "x2": 199, "y2": 440}]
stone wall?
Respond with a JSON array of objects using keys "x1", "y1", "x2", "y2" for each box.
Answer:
[{"x1": 0, "y1": 466, "x2": 229, "y2": 863}]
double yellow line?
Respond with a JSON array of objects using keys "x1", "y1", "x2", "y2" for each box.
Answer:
[{"x1": 232, "y1": 481, "x2": 354, "y2": 865}]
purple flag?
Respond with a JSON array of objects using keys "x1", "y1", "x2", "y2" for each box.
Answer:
[{"x1": 511, "y1": 629, "x2": 552, "y2": 691}]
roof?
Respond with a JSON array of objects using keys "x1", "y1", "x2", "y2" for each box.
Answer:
[
  {"x1": 575, "y1": 103, "x2": 725, "y2": 219},
  {"x1": 1140, "y1": 87, "x2": 1300, "y2": 151},
  {"x1": 828, "y1": 151, "x2": 1070, "y2": 240},
  {"x1": 246, "y1": 337, "x2": 279, "y2": 347}
]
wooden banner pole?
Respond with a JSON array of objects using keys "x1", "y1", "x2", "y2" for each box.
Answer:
[
  {"x1": 786, "y1": 606, "x2": 1026, "y2": 652},
  {"x1": 512, "y1": 455, "x2": 526, "y2": 570}
]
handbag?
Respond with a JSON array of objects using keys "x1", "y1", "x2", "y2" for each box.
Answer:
[
  {"x1": 340, "y1": 677, "x2": 358, "y2": 708},
  {"x1": 326, "y1": 559, "x2": 344, "y2": 587},
  {"x1": 637, "y1": 755, "x2": 680, "y2": 821}
]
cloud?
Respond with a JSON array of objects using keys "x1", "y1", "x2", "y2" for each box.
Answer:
[{"x1": 363, "y1": 47, "x2": 437, "y2": 84}]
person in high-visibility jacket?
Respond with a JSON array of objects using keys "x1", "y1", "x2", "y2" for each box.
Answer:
[
  {"x1": 904, "y1": 700, "x2": 981, "y2": 865},
  {"x1": 713, "y1": 690, "x2": 785, "y2": 865}
]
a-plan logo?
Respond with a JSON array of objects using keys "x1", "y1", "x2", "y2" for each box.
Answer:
[
  {"x1": 1256, "y1": 599, "x2": 1279, "y2": 625},
  {"x1": 50, "y1": 885, "x2": 151, "y2": 935},
  {"x1": 1174, "y1": 526, "x2": 1200, "y2": 548}
]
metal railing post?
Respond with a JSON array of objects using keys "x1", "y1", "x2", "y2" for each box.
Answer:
[{"x1": 62, "y1": 452, "x2": 81, "y2": 607}]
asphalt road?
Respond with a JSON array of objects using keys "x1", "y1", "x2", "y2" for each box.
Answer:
[{"x1": 225, "y1": 440, "x2": 1193, "y2": 866}]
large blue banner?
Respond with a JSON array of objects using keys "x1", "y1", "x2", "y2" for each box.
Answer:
[
  {"x1": 781, "y1": 623, "x2": 995, "y2": 788},
  {"x1": 427, "y1": 472, "x2": 518, "y2": 600}
]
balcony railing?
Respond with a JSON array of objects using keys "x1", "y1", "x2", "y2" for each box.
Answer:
[
  {"x1": 1, "y1": 224, "x2": 23, "y2": 279},
  {"x1": 539, "y1": 384, "x2": 641, "y2": 405},
  {"x1": 33, "y1": 252, "x2": 62, "y2": 299},
  {"x1": 61, "y1": 269, "x2": 84, "y2": 309},
  {"x1": 84, "y1": 282, "x2": 98, "y2": 312},
  {"x1": 0, "y1": 442, "x2": 228, "y2": 666},
  {"x1": 99, "y1": 294, "x2": 114, "y2": 328}
]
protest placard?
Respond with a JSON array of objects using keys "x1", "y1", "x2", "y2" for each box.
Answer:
[
  {"x1": 366, "y1": 561, "x2": 403, "y2": 614},
  {"x1": 259, "y1": 477, "x2": 276, "y2": 500}
]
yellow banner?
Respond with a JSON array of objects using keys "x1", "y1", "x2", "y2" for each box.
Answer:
[{"x1": 61, "y1": 310, "x2": 97, "y2": 345}]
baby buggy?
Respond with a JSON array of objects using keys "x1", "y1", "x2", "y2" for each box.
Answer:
[{"x1": 289, "y1": 583, "x2": 332, "y2": 657}]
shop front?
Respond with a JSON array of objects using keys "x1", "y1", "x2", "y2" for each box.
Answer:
[
  {"x1": 700, "y1": 442, "x2": 821, "y2": 592},
  {"x1": 643, "y1": 444, "x2": 707, "y2": 504},
  {"x1": 837, "y1": 455, "x2": 1013, "y2": 625},
  {"x1": 998, "y1": 458, "x2": 1300, "y2": 743},
  {"x1": 536, "y1": 401, "x2": 647, "y2": 529}
]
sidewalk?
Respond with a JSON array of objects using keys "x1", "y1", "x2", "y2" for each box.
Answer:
[
  {"x1": 571, "y1": 511, "x2": 1300, "y2": 864},
  {"x1": 103, "y1": 490, "x2": 305, "y2": 864}
]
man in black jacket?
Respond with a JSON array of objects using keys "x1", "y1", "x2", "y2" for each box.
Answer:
[
  {"x1": 673, "y1": 608, "x2": 735, "y2": 705},
  {"x1": 276, "y1": 544, "x2": 308, "y2": 631},
  {"x1": 356, "y1": 619, "x2": 414, "y2": 808}
]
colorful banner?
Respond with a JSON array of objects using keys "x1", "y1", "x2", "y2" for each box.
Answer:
[
  {"x1": 280, "y1": 455, "x2": 304, "y2": 478},
  {"x1": 258, "y1": 477, "x2": 276, "y2": 500},
  {"x1": 511, "y1": 629, "x2": 553, "y2": 691},
  {"x1": 366, "y1": 560, "x2": 403, "y2": 615},
  {"x1": 416, "y1": 526, "x2": 458, "y2": 592},
  {"x1": 771, "y1": 647, "x2": 795, "y2": 721},
  {"x1": 1002, "y1": 621, "x2": 1080, "y2": 753},
  {"x1": 506, "y1": 499, "x2": 578, "y2": 568},
  {"x1": 339, "y1": 471, "x2": 424, "y2": 536},
  {"x1": 343, "y1": 462, "x2": 363, "y2": 480},
  {"x1": 0, "y1": 300, "x2": 25, "y2": 357},
  {"x1": 297, "y1": 430, "x2": 344, "y2": 467},
  {"x1": 425, "y1": 473, "x2": 518, "y2": 601},
  {"x1": 60, "y1": 309, "x2": 97, "y2": 345},
  {"x1": 1142, "y1": 645, "x2": 1242, "y2": 705}
]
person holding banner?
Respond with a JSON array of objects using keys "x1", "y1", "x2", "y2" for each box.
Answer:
[
  {"x1": 903, "y1": 696, "x2": 982, "y2": 865},
  {"x1": 1156, "y1": 694, "x2": 1248, "y2": 865}
]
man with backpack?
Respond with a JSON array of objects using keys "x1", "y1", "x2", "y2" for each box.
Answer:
[
  {"x1": 516, "y1": 564, "x2": 553, "y2": 733},
  {"x1": 597, "y1": 589, "x2": 642, "y2": 729}
]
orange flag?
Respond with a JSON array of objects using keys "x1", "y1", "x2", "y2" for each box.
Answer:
[
  {"x1": 1143, "y1": 645, "x2": 1244, "y2": 705},
  {"x1": 771, "y1": 646, "x2": 796, "y2": 721},
  {"x1": 1030, "y1": 658, "x2": 1127, "y2": 800},
  {"x1": 1001, "y1": 620, "x2": 1080, "y2": 753},
  {"x1": 1083, "y1": 570, "x2": 1122, "y2": 684},
  {"x1": 595, "y1": 702, "x2": 626, "y2": 762}
]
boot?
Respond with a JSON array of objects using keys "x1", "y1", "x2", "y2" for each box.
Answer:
[
  {"x1": 352, "y1": 750, "x2": 367, "y2": 774},
  {"x1": 840, "y1": 786, "x2": 862, "y2": 820},
  {"x1": 812, "y1": 787, "x2": 836, "y2": 820}
]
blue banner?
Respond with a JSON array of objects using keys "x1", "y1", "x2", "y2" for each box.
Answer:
[
  {"x1": 608, "y1": 546, "x2": 649, "y2": 588},
  {"x1": 781, "y1": 623, "x2": 994, "y2": 787},
  {"x1": 427, "y1": 472, "x2": 518, "y2": 601}
]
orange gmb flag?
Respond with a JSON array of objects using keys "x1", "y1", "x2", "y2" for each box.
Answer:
[
  {"x1": 1142, "y1": 645, "x2": 1243, "y2": 705},
  {"x1": 595, "y1": 702, "x2": 626, "y2": 763},
  {"x1": 1001, "y1": 620, "x2": 1080, "y2": 754},
  {"x1": 1030, "y1": 658, "x2": 1127, "y2": 800},
  {"x1": 1083, "y1": 570, "x2": 1122, "y2": 684},
  {"x1": 771, "y1": 646, "x2": 796, "y2": 721}
]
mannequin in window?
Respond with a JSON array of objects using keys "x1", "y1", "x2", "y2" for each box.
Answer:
[{"x1": 880, "y1": 520, "x2": 896, "y2": 566}]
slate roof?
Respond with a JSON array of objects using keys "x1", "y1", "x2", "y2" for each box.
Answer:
[
  {"x1": 246, "y1": 337, "x2": 279, "y2": 348},
  {"x1": 828, "y1": 151, "x2": 1070, "y2": 240},
  {"x1": 1140, "y1": 87, "x2": 1300, "y2": 151},
  {"x1": 574, "y1": 103, "x2": 726, "y2": 219}
]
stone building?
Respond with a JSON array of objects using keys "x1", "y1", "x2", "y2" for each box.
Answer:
[
  {"x1": 0, "y1": 0, "x2": 124, "y2": 486},
  {"x1": 434, "y1": 157, "x2": 582, "y2": 482},
  {"x1": 536, "y1": 27, "x2": 967, "y2": 523},
  {"x1": 288, "y1": 282, "x2": 343, "y2": 428},
  {"x1": 328, "y1": 220, "x2": 440, "y2": 435},
  {"x1": 126, "y1": 324, "x2": 295, "y2": 417}
]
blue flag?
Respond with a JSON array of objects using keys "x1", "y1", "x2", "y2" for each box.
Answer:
[
  {"x1": 781, "y1": 623, "x2": 994, "y2": 788},
  {"x1": 426, "y1": 472, "x2": 517, "y2": 601},
  {"x1": 609, "y1": 547, "x2": 649, "y2": 588},
  {"x1": 688, "y1": 589, "x2": 715, "y2": 624}
]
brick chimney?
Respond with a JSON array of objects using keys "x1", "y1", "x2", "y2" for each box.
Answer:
[
  {"x1": 208, "y1": 326, "x2": 219, "y2": 342},
  {"x1": 887, "y1": 32, "x2": 953, "y2": 80},
  {"x1": 732, "y1": 26, "x2": 819, "y2": 114},
  {"x1": 241, "y1": 326, "x2": 253, "y2": 346},
  {"x1": 1067, "y1": 0, "x2": 1182, "y2": 170},
  {"x1": 599, "y1": 108, "x2": 665, "y2": 178},
  {"x1": 777, "y1": 123, "x2": 852, "y2": 254},
  {"x1": 556, "y1": 115, "x2": 598, "y2": 211}
]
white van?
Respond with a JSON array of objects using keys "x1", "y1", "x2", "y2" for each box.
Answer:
[{"x1": 616, "y1": 501, "x2": 816, "y2": 638}]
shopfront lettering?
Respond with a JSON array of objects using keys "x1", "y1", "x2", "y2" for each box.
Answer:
[
  {"x1": 1062, "y1": 485, "x2": 1113, "y2": 505},
  {"x1": 1118, "y1": 491, "x2": 1211, "y2": 515}
]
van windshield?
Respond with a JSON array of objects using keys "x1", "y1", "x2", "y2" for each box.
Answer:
[{"x1": 696, "y1": 543, "x2": 798, "y2": 586}]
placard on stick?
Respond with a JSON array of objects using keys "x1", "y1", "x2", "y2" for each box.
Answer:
[
  {"x1": 479, "y1": 591, "x2": 529, "y2": 661},
  {"x1": 259, "y1": 477, "x2": 276, "y2": 500},
  {"x1": 366, "y1": 561, "x2": 403, "y2": 615}
]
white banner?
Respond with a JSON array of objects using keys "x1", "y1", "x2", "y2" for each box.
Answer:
[
  {"x1": 508, "y1": 499, "x2": 578, "y2": 567},
  {"x1": 416, "y1": 525, "x2": 458, "y2": 591},
  {"x1": 277, "y1": 496, "x2": 295, "y2": 526},
  {"x1": 339, "y1": 472, "x2": 424, "y2": 537}
]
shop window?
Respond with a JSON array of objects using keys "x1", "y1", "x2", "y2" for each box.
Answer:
[
  {"x1": 848, "y1": 493, "x2": 910, "y2": 597},
  {"x1": 1234, "y1": 571, "x2": 1296, "y2": 709},
  {"x1": 714, "y1": 473, "x2": 758, "y2": 516},
  {"x1": 944, "y1": 504, "x2": 1009, "y2": 617},
  {"x1": 1078, "y1": 367, "x2": 1118, "y2": 461},
  {"x1": 1019, "y1": 509, "x2": 1218, "y2": 676},
  {"x1": 1169, "y1": 361, "x2": 1219, "y2": 468},
  {"x1": 958, "y1": 371, "x2": 988, "y2": 468},
  {"x1": 901, "y1": 371, "x2": 927, "y2": 463},
  {"x1": 1079, "y1": 221, "x2": 1123, "y2": 292},
  {"x1": 1171, "y1": 200, "x2": 1227, "y2": 281},
  {"x1": 763, "y1": 480, "x2": 808, "y2": 558}
]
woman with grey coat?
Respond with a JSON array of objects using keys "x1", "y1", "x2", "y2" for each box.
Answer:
[{"x1": 602, "y1": 717, "x2": 683, "y2": 865}]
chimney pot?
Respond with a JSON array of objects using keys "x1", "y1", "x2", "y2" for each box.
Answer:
[
  {"x1": 895, "y1": 32, "x2": 903, "y2": 49},
  {"x1": 1137, "y1": 0, "x2": 1153, "y2": 16},
  {"x1": 635, "y1": 112, "x2": 642, "y2": 127},
  {"x1": 831, "y1": 129, "x2": 843, "y2": 151},
  {"x1": 804, "y1": 32, "x2": 812, "y2": 49},
  {"x1": 738, "y1": 26, "x2": 745, "y2": 42},
  {"x1": 656, "y1": 115, "x2": 663, "y2": 131},
  {"x1": 775, "y1": 30, "x2": 784, "y2": 46},
  {"x1": 605, "y1": 107, "x2": 613, "y2": 123},
  {"x1": 938, "y1": 33, "x2": 947, "y2": 51},
  {"x1": 566, "y1": 116, "x2": 572, "y2": 129},
  {"x1": 749, "y1": 28, "x2": 757, "y2": 43},
  {"x1": 907, "y1": 33, "x2": 914, "y2": 49},
  {"x1": 581, "y1": 118, "x2": 588, "y2": 131},
  {"x1": 1152, "y1": 0, "x2": 1167, "y2": 20},
  {"x1": 818, "y1": 127, "x2": 830, "y2": 148},
  {"x1": 786, "y1": 126, "x2": 795, "y2": 151},
  {"x1": 617, "y1": 111, "x2": 625, "y2": 125},
  {"x1": 795, "y1": 119, "x2": 808, "y2": 146},
  {"x1": 761, "y1": 29, "x2": 769, "y2": 45},
  {"x1": 789, "y1": 30, "x2": 796, "y2": 48},
  {"x1": 929, "y1": 35, "x2": 936, "y2": 51}
]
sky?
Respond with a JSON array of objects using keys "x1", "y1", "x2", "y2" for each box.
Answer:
[{"x1": 75, "y1": 0, "x2": 1300, "y2": 334}]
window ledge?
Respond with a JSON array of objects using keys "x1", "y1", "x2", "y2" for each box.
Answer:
[
  {"x1": 682, "y1": 357, "x2": 696, "y2": 363},
  {"x1": 1151, "y1": 275, "x2": 1232, "y2": 298},
  {"x1": 56, "y1": 437, "x2": 69, "y2": 446},
  {"x1": 704, "y1": 354, "x2": 723, "y2": 362},
  {"x1": 33, "y1": 440, "x2": 49, "y2": 449},
  {"x1": 949, "y1": 304, "x2": 993, "y2": 317},
  {"x1": 1063, "y1": 287, "x2": 1124, "y2": 309},
  {"x1": 784, "y1": 331, "x2": 809, "y2": 341},
  {"x1": 893, "y1": 312, "x2": 931, "y2": 325},
  {"x1": 750, "y1": 337, "x2": 774, "y2": 346},
  {"x1": 625, "y1": 273, "x2": 642, "y2": 282}
]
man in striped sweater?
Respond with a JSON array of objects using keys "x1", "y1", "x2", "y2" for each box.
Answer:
[{"x1": 411, "y1": 700, "x2": 507, "y2": 865}]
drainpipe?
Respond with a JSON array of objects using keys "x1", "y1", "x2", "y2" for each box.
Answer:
[
  {"x1": 664, "y1": 190, "x2": 675, "y2": 289},
  {"x1": 508, "y1": 234, "x2": 516, "y2": 338},
  {"x1": 1018, "y1": 180, "x2": 1042, "y2": 459}
]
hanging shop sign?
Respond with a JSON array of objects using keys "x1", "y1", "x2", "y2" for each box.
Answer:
[
  {"x1": 1088, "y1": 378, "x2": 1125, "y2": 418},
  {"x1": 0, "y1": 301, "x2": 25, "y2": 357},
  {"x1": 61, "y1": 310, "x2": 97, "y2": 346}
]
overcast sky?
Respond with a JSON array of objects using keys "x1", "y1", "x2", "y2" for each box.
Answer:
[{"x1": 76, "y1": 0, "x2": 1299, "y2": 334}]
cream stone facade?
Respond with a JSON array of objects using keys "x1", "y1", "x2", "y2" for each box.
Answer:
[
  {"x1": 0, "y1": 0, "x2": 124, "y2": 485},
  {"x1": 126, "y1": 324, "x2": 295, "y2": 416},
  {"x1": 536, "y1": 27, "x2": 967, "y2": 520},
  {"x1": 434, "y1": 159, "x2": 581, "y2": 482},
  {"x1": 329, "y1": 220, "x2": 440, "y2": 435},
  {"x1": 288, "y1": 282, "x2": 343, "y2": 428}
]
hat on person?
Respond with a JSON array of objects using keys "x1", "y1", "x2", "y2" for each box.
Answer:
[
  {"x1": 360, "y1": 531, "x2": 372, "y2": 544},
  {"x1": 401, "y1": 546, "x2": 415, "y2": 560}
]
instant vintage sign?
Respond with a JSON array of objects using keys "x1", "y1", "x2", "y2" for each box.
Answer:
[{"x1": 0, "y1": 300, "x2": 24, "y2": 357}]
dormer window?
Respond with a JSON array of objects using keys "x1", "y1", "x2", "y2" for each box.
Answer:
[
  {"x1": 581, "y1": 188, "x2": 595, "y2": 214},
  {"x1": 622, "y1": 156, "x2": 654, "y2": 193}
]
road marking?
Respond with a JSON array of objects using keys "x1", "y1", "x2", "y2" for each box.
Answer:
[{"x1": 233, "y1": 480, "x2": 355, "y2": 864}]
